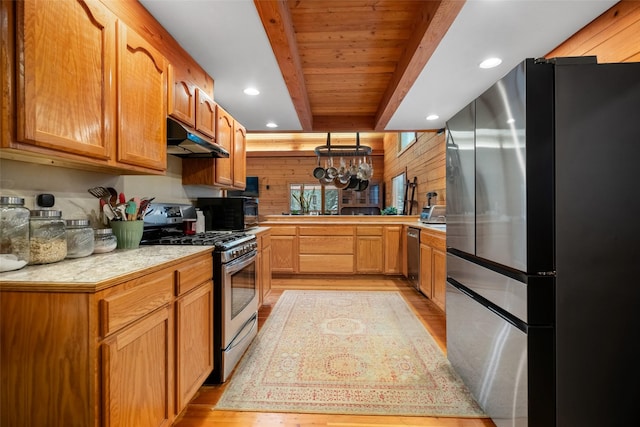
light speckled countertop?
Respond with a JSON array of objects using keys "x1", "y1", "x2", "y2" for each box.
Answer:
[{"x1": 0, "y1": 246, "x2": 213, "y2": 292}]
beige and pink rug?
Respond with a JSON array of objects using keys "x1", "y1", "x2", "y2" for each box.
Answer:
[{"x1": 215, "y1": 290, "x2": 486, "y2": 417}]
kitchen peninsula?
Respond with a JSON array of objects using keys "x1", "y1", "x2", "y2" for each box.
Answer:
[{"x1": 262, "y1": 215, "x2": 446, "y2": 310}]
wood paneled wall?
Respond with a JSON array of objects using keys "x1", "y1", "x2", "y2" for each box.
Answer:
[
  {"x1": 245, "y1": 153, "x2": 384, "y2": 217},
  {"x1": 382, "y1": 131, "x2": 446, "y2": 213},
  {"x1": 546, "y1": 1, "x2": 640, "y2": 62}
]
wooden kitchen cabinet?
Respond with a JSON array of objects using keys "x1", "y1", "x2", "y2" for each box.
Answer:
[
  {"x1": 15, "y1": 0, "x2": 116, "y2": 161},
  {"x1": 419, "y1": 228, "x2": 446, "y2": 312},
  {"x1": 255, "y1": 229, "x2": 273, "y2": 307},
  {"x1": 0, "y1": 252, "x2": 214, "y2": 426},
  {"x1": 356, "y1": 226, "x2": 384, "y2": 273},
  {"x1": 116, "y1": 22, "x2": 167, "y2": 171},
  {"x1": 102, "y1": 305, "x2": 174, "y2": 427},
  {"x1": 167, "y1": 62, "x2": 216, "y2": 140},
  {"x1": 270, "y1": 226, "x2": 298, "y2": 273},
  {"x1": 383, "y1": 225, "x2": 403, "y2": 274},
  {"x1": 181, "y1": 104, "x2": 247, "y2": 190},
  {"x1": 11, "y1": 0, "x2": 167, "y2": 174},
  {"x1": 298, "y1": 226, "x2": 354, "y2": 273},
  {"x1": 233, "y1": 122, "x2": 247, "y2": 189}
]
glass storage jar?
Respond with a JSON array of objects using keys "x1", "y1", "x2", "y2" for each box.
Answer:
[
  {"x1": 29, "y1": 210, "x2": 67, "y2": 264},
  {"x1": 93, "y1": 228, "x2": 117, "y2": 254},
  {"x1": 0, "y1": 196, "x2": 30, "y2": 272},
  {"x1": 65, "y1": 219, "x2": 94, "y2": 258}
]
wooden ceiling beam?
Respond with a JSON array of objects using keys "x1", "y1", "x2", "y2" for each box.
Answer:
[
  {"x1": 254, "y1": 0, "x2": 313, "y2": 131},
  {"x1": 311, "y1": 115, "x2": 376, "y2": 132},
  {"x1": 373, "y1": 0, "x2": 465, "y2": 131}
]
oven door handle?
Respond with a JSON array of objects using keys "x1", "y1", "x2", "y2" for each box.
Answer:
[{"x1": 224, "y1": 311, "x2": 258, "y2": 352}]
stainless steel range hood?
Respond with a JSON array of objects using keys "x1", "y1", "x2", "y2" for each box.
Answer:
[{"x1": 166, "y1": 117, "x2": 229, "y2": 158}]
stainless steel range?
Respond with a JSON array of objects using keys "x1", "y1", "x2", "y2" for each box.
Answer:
[{"x1": 142, "y1": 203, "x2": 258, "y2": 383}]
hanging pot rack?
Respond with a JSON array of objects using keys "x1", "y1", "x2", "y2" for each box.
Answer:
[{"x1": 314, "y1": 133, "x2": 372, "y2": 157}]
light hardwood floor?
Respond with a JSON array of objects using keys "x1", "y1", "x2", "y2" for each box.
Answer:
[{"x1": 173, "y1": 275, "x2": 495, "y2": 427}]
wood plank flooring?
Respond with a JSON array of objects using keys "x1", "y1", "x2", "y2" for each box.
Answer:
[{"x1": 173, "y1": 275, "x2": 495, "y2": 427}]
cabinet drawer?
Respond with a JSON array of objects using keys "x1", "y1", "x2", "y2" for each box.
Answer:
[
  {"x1": 421, "y1": 231, "x2": 446, "y2": 252},
  {"x1": 176, "y1": 255, "x2": 213, "y2": 296},
  {"x1": 271, "y1": 226, "x2": 297, "y2": 236},
  {"x1": 299, "y1": 254, "x2": 354, "y2": 273},
  {"x1": 299, "y1": 226, "x2": 353, "y2": 236},
  {"x1": 356, "y1": 226, "x2": 383, "y2": 236},
  {"x1": 299, "y1": 236, "x2": 353, "y2": 254},
  {"x1": 100, "y1": 271, "x2": 174, "y2": 336}
]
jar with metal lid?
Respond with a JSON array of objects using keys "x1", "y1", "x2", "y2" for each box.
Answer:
[
  {"x1": 65, "y1": 219, "x2": 94, "y2": 258},
  {"x1": 29, "y1": 210, "x2": 67, "y2": 264},
  {"x1": 0, "y1": 196, "x2": 30, "y2": 272},
  {"x1": 93, "y1": 228, "x2": 117, "y2": 254}
]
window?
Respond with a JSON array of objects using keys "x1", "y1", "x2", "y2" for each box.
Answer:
[
  {"x1": 289, "y1": 183, "x2": 338, "y2": 215},
  {"x1": 391, "y1": 173, "x2": 406, "y2": 214},
  {"x1": 399, "y1": 132, "x2": 417, "y2": 151}
]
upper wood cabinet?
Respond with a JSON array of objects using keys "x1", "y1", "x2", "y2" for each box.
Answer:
[
  {"x1": 116, "y1": 23, "x2": 167, "y2": 171},
  {"x1": 195, "y1": 89, "x2": 216, "y2": 139},
  {"x1": 214, "y1": 104, "x2": 234, "y2": 187},
  {"x1": 11, "y1": 0, "x2": 167, "y2": 174},
  {"x1": 167, "y1": 63, "x2": 215, "y2": 139},
  {"x1": 181, "y1": 103, "x2": 247, "y2": 190},
  {"x1": 16, "y1": 0, "x2": 116, "y2": 160},
  {"x1": 233, "y1": 122, "x2": 247, "y2": 189},
  {"x1": 167, "y1": 64, "x2": 196, "y2": 128}
]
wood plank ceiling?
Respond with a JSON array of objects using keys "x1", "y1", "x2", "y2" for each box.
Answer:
[{"x1": 254, "y1": 0, "x2": 464, "y2": 132}]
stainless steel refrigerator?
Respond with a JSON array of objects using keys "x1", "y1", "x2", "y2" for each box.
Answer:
[{"x1": 445, "y1": 57, "x2": 640, "y2": 427}]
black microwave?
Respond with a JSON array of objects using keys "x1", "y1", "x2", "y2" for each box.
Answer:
[{"x1": 196, "y1": 197, "x2": 258, "y2": 231}]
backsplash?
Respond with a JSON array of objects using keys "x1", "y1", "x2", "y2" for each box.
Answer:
[{"x1": 0, "y1": 156, "x2": 222, "y2": 222}]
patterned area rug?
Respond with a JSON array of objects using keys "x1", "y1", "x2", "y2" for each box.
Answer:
[{"x1": 215, "y1": 290, "x2": 486, "y2": 417}]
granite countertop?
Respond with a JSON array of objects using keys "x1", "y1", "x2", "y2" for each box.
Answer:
[{"x1": 0, "y1": 246, "x2": 213, "y2": 292}]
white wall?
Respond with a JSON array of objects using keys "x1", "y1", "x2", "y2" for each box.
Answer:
[{"x1": 0, "y1": 155, "x2": 222, "y2": 224}]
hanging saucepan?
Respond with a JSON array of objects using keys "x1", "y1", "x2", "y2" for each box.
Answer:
[
  {"x1": 333, "y1": 176, "x2": 350, "y2": 190},
  {"x1": 356, "y1": 179, "x2": 369, "y2": 192},
  {"x1": 326, "y1": 157, "x2": 338, "y2": 179},
  {"x1": 313, "y1": 157, "x2": 325, "y2": 179}
]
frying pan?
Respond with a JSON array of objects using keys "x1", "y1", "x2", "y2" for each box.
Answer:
[
  {"x1": 313, "y1": 157, "x2": 325, "y2": 179},
  {"x1": 347, "y1": 176, "x2": 360, "y2": 189},
  {"x1": 356, "y1": 179, "x2": 369, "y2": 192},
  {"x1": 333, "y1": 176, "x2": 350, "y2": 189}
]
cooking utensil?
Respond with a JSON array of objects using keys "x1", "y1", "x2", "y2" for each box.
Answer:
[
  {"x1": 88, "y1": 186, "x2": 109, "y2": 200},
  {"x1": 333, "y1": 176, "x2": 349, "y2": 189},
  {"x1": 107, "y1": 187, "x2": 118, "y2": 206},
  {"x1": 325, "y1": 157, "x2": 338, "y2": 179},
  {"x1": 347, "y1": 176, "x2": 359, "y2": 189},
  {"x1": 356, "y1": 179, "x2": 369, "y2": 192},
  {"x1": 313, "y1": 157, "x2": 325, "y2": 179}
]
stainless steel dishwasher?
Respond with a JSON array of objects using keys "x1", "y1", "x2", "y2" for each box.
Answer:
[{"x1": 406, "y1": 227, "x2": 420, "y2": 290}]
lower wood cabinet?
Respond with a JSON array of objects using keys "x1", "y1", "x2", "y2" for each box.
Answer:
[
  {"x1": 356, "y1": 226, "x2": 383, "y2": 273},
  {"x1": 102, "y1": 306, "x2": 174, "y2": 427},
  {"x1": 298, "y1": 226, "x2": 354, "y2": 273},
  {"x1": 0, "y1": 252, "x2": 214, "y2": 427},
  {"x1": 255, "y1": 230, "x2": 273, "y2": 307},
  {"x1": 383, "y1": 225, "x2": 403, "y2": 274},
  {"x1": 419, "y1": 229, "x2": 446, "y2": 311},
  {"x1": 270, "y1": 226, "x2": 297, "y2": 273}
]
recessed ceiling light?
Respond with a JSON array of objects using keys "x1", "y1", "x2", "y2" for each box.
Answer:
[
  {"x1": 479, "y1": 57, "x2": 502, "y2": 69},
  {"x1": 426, "y1": 114, "x2": 439, "y2": 121},
  {"x1": 243, "y1": 87, "x2": 260, "y2": 96},
  {"x1": 266, "y1": 122, "x2": 278, "y2": 128}
]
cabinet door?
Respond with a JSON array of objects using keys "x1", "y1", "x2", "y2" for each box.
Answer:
[
  {"x1": 102, "y1": 306, "x2": 173, "y2": 427},
  {"x1": 262, "y1": 244, "x2": 272, "y2": 300},
  {"x1": 233, "y1": 122, "x2": 247, "y2": 188},
  {"x1": 167, "y1": 64, "x2": 196, "y2": 127},
  {"x1": 214, "y1": 104, "x2": 233, "y2": 187},
  {"x1": 117, "y1": 23, "x2": 167, "y2": 172},
  {"x1": 356, "y1": 236, "x2": 383, "y2": 273},
  {"x1": 195, "y1": 89, "x2": 215, "y2": 139},
  {"x1": 176, "y1": 282, "x2": 213, "y2": 413},
  {"x1": 271, "y1": 235, "x2": 297, "y2": 273},
  {"x1": 419, "y1": 243, "x2": 434, "y2": 298},
  {"x1": 383, "y1": 226, "x2": 402, "y2": 274},
  {"x1": 17, "y1": 0, "x2": 115, "y2": 159},
  {"x1": 432, "y1": 249, "x2": 447, "y2": 312}
]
